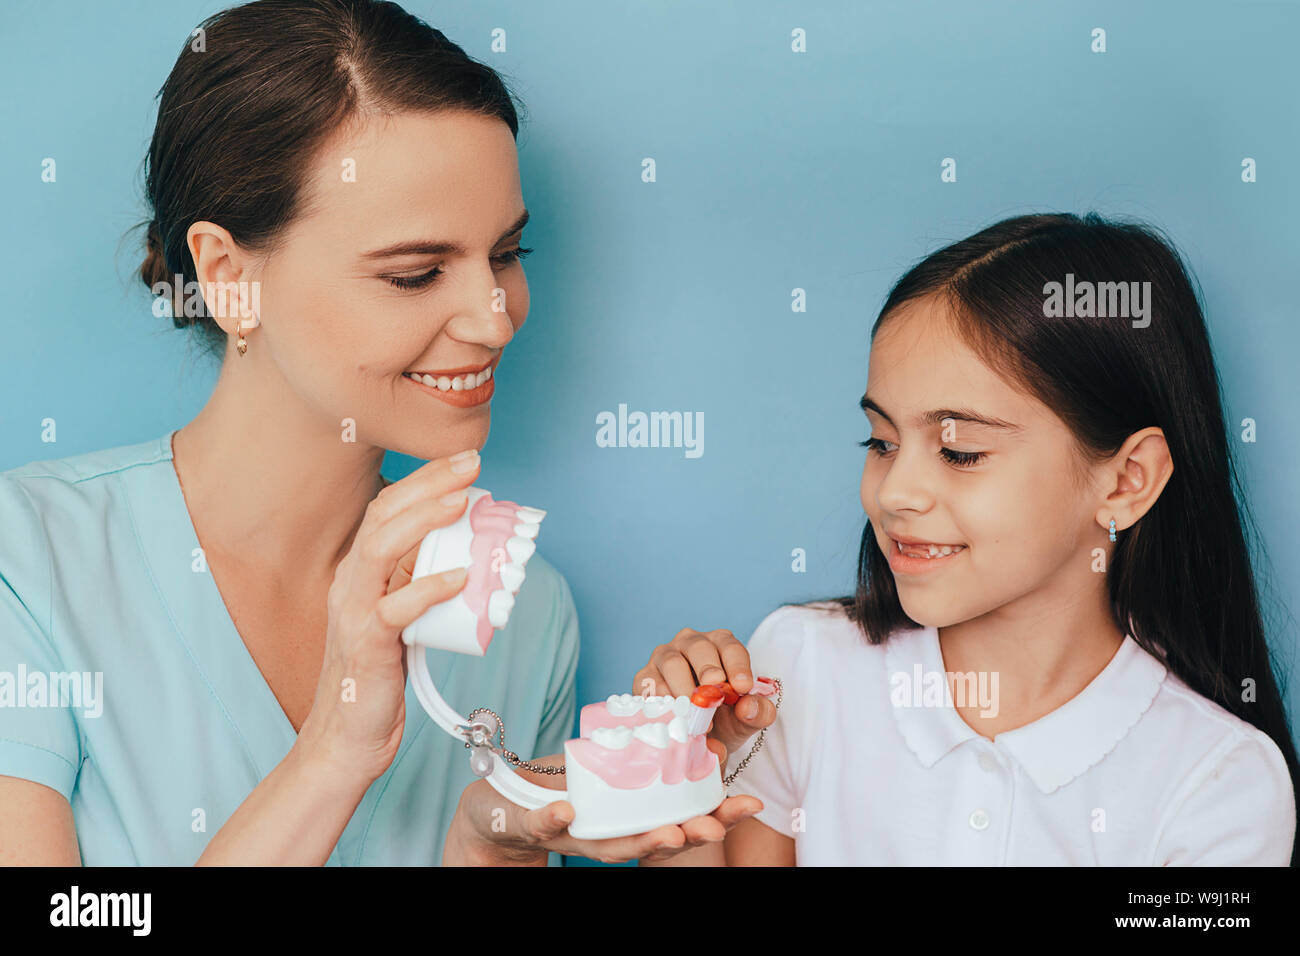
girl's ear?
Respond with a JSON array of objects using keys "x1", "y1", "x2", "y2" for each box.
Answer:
[{"x1": 1096, "y1": 427, "x2": 1175, "y2": 534}]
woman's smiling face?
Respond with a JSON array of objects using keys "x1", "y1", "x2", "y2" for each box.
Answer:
[
  {"x1": 239, "y1": 108, "x2": 530, "y2": 459},
  {"x1": 859, "y1": 294, "x2": 1105, "y2": 628}
]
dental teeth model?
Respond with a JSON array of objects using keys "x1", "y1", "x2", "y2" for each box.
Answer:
[
  {"x1": 558, "y1": 678, "x2": 780, "y2": 839},
  {"x1": 402, "y1": 486, "x2": 782, "y2": 840},
  {"x1": 401, "y1": 487, "x2": 545, "y2": 655}
]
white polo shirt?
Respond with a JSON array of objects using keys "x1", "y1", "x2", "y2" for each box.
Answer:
[{"x1": 729, "y1": 603, "x2": 1296, "y2": 865}]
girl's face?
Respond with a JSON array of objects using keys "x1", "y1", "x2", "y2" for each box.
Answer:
[
  {"x1": 859, "y1": 295, "x2": 1106, "y2": 628},
  {"x1": 235, "y1": 109, "x2": 530, "y2": 459}
]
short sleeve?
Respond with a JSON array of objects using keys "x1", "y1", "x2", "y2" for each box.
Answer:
[
  {"x1": 1153, "y1": 732, "x2": 1296, "y2": 866},
  {"x1": 726, "y1": 605, "x2": 811, "y2": 839},
  {"x1": 0, "y1": 475, "x2": 82, "y2": 800},
  {"x1": 533, "y1": 568, "x2": 579, "y2": 869}
]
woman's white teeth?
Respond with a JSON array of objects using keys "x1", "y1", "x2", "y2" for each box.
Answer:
[
  {"x1": 409, "y1": 366, "x2": 492, "y2": 391},
  {"x1": 897, "y1": 540, "x2": 966, "y2": 559}
]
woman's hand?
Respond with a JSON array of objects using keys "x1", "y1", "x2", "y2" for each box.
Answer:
[
  {"x1": 634, "y1": 627, "x2": 778, "y2": 770},
  {"x1": 443, "y1": 752, "x2": 763, "y2": 866},
  {"x1": 296, "y1": 449, "x2": 483, "y2": 787}
]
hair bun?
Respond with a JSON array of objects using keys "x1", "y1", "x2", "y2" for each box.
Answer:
[{"x1": 141, "y1": 219, "x2": 187, "y2": 325}]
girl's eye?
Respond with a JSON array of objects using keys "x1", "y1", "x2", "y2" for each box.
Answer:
[
  {"x1": 861, "y1": 436, "x2": 987, "y2": 468},
  {"x1": 385, "y1": 247, "x2": 534, "y2": 291},
  {"x1": 940, "y1": 448, "x2": 987, "y2": 468}
]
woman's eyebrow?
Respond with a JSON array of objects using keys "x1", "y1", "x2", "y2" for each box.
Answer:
[
  {"x1": 860, "y1": 394, "x2": 1022, "y2": 432},
  {"x1": 361, "y1": 208, "x2": 530, "y2": 260}
]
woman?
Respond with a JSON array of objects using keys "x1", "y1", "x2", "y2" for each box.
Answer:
[{"x1": 0, "y1": 0, "x2": 754, "y2": 866}]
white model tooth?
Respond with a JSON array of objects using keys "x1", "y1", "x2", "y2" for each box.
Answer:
[
  {"x1": 591, "y1": 726, "x2": 634, "y2": 749},
  {"x1": 498, "y1": 561, "x2": 525, "y2": 594},
  {"x1": 672, "y1": 695, "x2": 692, "y2": 718},
  {"x1": 940, "y1": 546, "x2": 952, "y2": 555},
  {"x1": 642, "y1": 696, "x2": 675, "y2": 718},
  {"x1": 516, "y1": 506, "x2": 546, "y2": 523},
  {"x1": 505, "y1": 535, "x2": 536, "y2": 565},
  {"x1": 487, "y1": 589, "x2": 515, "y2": 628},
  {"x1": 451, "y1": 376, "x2": 465, "y2": 391},
  {"x1": 420, "y1": 374, "x2": 437, "y2": 387},
  {"x1": 513, "y1": 521, "x2": 539, "y2": 539},
  {"x1": 606, "y1": 693, "x2": 644, "y2": 716},
  {"x1": 667, "y1": 716, "x2": 689, "y2": 743},
  {"x1": 632, "y1": 721, "x2": 672, "y2": 749}
]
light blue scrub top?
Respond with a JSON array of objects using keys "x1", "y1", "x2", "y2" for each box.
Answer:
[{"x1": 0, "y1": 431, "x2": 579, "y2": 865}]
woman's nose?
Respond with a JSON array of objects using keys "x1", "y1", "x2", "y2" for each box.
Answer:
[{"x1": 443, "y1": 264, "x2": 519, "y2": 348}]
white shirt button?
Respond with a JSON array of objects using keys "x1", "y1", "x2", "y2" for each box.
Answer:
[
  {"x1": 978, "y1": 752, "x2": 999, "y2": 772},
  {"x1": 969, "y1": 809, "x2": 990, "y2": 830}
]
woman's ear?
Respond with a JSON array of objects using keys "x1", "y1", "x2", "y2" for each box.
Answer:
[
  {"x1": 186, "y1": 220, "x2": 256, "y2": 335},
  {"x1": 1096, "y1": 427, "x2": 1175, "y2": 533}
]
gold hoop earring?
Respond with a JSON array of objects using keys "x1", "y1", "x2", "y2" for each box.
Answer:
[{"x1": 236, "y1": 314, "x2": 256, "y2": 356}]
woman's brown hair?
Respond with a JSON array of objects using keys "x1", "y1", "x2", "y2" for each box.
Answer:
[{"x1": 136, "y1": 0, "x2": 522, "y2": 356}]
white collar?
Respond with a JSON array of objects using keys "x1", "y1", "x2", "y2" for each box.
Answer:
[{"x1": 882, "y1": 625, "x2": 1167, "y2": 794}]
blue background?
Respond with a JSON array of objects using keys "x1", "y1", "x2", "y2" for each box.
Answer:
[{"x1": 3, "y1": 0, "x2": 1298, "y2": 865}]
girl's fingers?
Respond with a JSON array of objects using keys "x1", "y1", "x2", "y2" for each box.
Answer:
[
  {"x1": 677, "y1": 629, "x2": 728, "y2": 687},
  {"x1": 711, "y1": 696, "x2": 776, "y2": 752},
  {"x1": 657, "y1": 649, "x2": 701, "y2": 698},
  {"x1": 371, "y1": 566, "x2": 468, "y2": 632},
  {"x1": 733, "y1": 693, "x2": 776, "y2": 726},
  {"x1": 713, "y1": 635, "x2": 754, "y2": 695},
  {"x1": 630, "y1": 666, "x2": 667, "y2": 698}
]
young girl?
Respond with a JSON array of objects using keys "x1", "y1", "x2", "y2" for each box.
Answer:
[{"x1": 637, "y1": 212, "x2": 1299, "y2": 866}]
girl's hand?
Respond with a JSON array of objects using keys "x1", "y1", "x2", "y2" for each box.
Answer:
[
  {"x1": 296, "y1": 449, "x2": 482, "y2": 785},
  {"x1": 444, "y1": 753, "x2": 763, "y2": 865},
  {"x1": 633, "y1": 627, "x2": 778, "y2": 770}
]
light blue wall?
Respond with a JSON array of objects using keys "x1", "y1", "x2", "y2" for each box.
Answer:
[{"x1": 3, "y1": 0, "x2": 1297, "y2": 862}]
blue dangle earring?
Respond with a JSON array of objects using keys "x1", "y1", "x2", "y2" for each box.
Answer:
[{"x1": 1108, "y1": 518, "x2": 1117, "y2": 542}]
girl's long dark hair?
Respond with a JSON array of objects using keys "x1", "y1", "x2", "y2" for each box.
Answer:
[{"x1": 826, "y1": 212, "x2": 1298, "y2": 864}]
